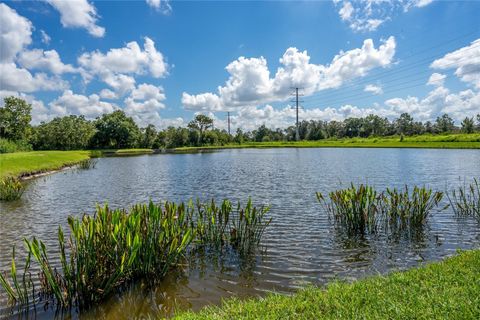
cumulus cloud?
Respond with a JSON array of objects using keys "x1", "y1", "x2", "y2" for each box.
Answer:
[
  {"x1": 49, "y1": 90, "x2": 117, "y2": 118},
  {"x1": 431, "y1": 38, "x2": 480, "y2": 89},
  {"x1": 182, "y1": 37, "x2": 396, "y2": 112},
  {"x1": 40, "y1": 30, "x2": 51, "y2": 45},
  {"x1": 146, "y1": 0, "x2": 172, "y2": 14},
  {"x1": 364, "y1": 84, "x2": 383, "y2": 95},
  {"x1": 427, "y1": 73, "x2": 446, "y2": 87},
  {"x1": 78, "y1": 37, "x2": 168, "y2": 96},
  {"x1": 18, "y1": 49, "x2": 77, "y2": 74},
  {"x1": 0, "y1": 3, "x2": 32, "y2": 62},
  {"x1": 334, "y1": 0, "x2": 434, "y2": 32},
  {"x1": 0, "y1": 63, "x2": 68, "y2": 92},
  {"x1": 45, "y1": 0, "x2": 105, "y2": 37},
  {"x1": 124, "y1": 83, "x2": 167, "y2": 127}
]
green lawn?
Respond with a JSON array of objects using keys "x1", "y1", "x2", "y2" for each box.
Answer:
[
  {"x1": 175, "y1": 133, "x2": 480, "y2": 151},
  {"x1": 0, "y1": 150, "x2": 91, "y2": 178},
  {"x1": 176, "y1": 249, "x2": 480, "y2": 319}
]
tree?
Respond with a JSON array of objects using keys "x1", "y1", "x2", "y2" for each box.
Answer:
[
  {"x1": 344, "y1": 118, "x2": 363, "y2": 138},
  {"x1": 0, "y1": 96, "x2": 32, "y2": 141},
  {"x1": 395, "y1": 113, "x2": 414, "y2": 136},
  {"x1": 32, "y1": 115, "x2": 95, "y2": 150},
  {"x1": 461, "y1": 117, "x2": 475, "y2": 134},
  {"x1": 188, "y1": 114, "x2": 213, "y2": 145},
  {"x1": 91, "y1": 110, "x2": 141, "y2": 149},
  {"x1": 476, "y1": 114, "x2": 480, "y2": 132},
  {"x1": 140, "y1": 124, "x2": 157, "y2": 148},
  {"x1": 434, "y1": 113, "x2": 455, "y2": 133}
]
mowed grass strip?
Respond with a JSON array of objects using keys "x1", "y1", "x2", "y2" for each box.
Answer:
[
  {"x1": 175, "y1": 133, "x2": 480, "y2": 151},
  {"x1": 176, "y1": 249, "x2": 480, "y2": 320},
  {"x1": 0, "y1": 151, "x2": 91, "y2": 178}
]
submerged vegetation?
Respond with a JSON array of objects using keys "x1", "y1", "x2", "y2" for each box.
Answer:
[
  {"x1": 317, "y1": 184, "x2": 446, "y2": 234},
  {"x1": 0, "y1": 176, "x2": 25, "y2": 201},
  {"x1": 0, "y1": 198, "x2": 271, "y2": 308},
  {"x1": 176, "y1": 249, "x2": 480, "y2": 319},
  {"x1": 448, "y1": 178, "x2": 480, "y2": 220}
]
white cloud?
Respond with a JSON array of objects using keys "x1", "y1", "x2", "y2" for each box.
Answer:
[
  {"x1": 334, "y1": 0, "x2": 434, "y2": 32},
  {"x1": 40, "y1": 30, "x2": 51, "y2": 45},
  {"x1": 0, "y1": 3, "x2": 32, "y2": 62},
  {"x1": 18, "y1": 49, "x2": 77, "y2": 74},
  {"x1": 431, "y1": 38, "x2": 480, "y2": 89},
  {"x1": 49, "y1": 90, "x2": 117, "y2": 118},
  {"x1": 99, "y1": 89, "x2": 118, "y2": 100},
  {"x1": 427, "y1": 73, "x2": 446, "y2": 87},
  {"x1": 124, "y1": 83, "x2": 167, "y2": 127},
  {"x1": 45, "y1": 0, "x2": 105, "y2": 37},
  {"x1": 146, "y1": 0, "x2": 172, "y2": 14},
  {"x1": 364, "y1": 84, "x2": 383, "y2": 95},
  {"x1": 78, "y1": 37, "x2": 168, "y2": 96},
  {"x1": 0, "y1": 63, "x2": 68, "y2": 92},
  {"x1": 183, "y1": 37, "x2": 396, "y2": 112}
]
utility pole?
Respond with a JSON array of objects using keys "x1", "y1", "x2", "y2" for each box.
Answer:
[
  {"x1": 295, "y1": 88, "x2": 299, "y2": 141},
  {"x1": 291, "y1": 87, "x2": 303, "y2": 141},
  {"x1": 227, "y1": 111, "x2": 231, "y2": 136}
]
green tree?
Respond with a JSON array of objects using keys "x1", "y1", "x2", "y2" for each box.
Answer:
[
  {"x1": 91, "y1": 110, "x2": 141, "y2": 149},
  {"x1": 0, "y1": 96, "x2": 32, "y2": 141},
  {"x1": 476, "y1": 114, "x2": 480, "y2": 132},
  {"x1": 461, "y1": 117, "x2": 475, "y2": 134},
  {"x1": 32, "y1": 115, "x2": 95, "y2": 150},
  {"x1": 140, "y1": 124, "x2": 157, "y2": 148},
  {"x1": 434, "y1": 113, "x2": 455, "y2": 133},
  {"x1": 188, "y1": 114, "x2": 214, "y2": 145},
  {"x1": 395, "y1": 113, "x2": 414, "y2": 136}
]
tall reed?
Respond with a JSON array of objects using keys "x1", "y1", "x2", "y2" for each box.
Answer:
[
  {"x1": 382, "y1": 186, "x2": 445, "y2": 230},
  {"x1": 447, "y1": 178, "x2": 480, "y2": 219},
  {"x1": 0, "y1": 176, "x2": 25, "y2": 201},
  {"x1": 77, "y1": 158, "x2": 97, "y2": 169},
  {"x1": 316, "y1": 184, "x2": 382, "y2": 234}
]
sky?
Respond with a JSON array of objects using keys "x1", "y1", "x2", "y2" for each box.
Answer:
[{"x1": 1, "y1": 0, "x2": 479, "y2": 131}]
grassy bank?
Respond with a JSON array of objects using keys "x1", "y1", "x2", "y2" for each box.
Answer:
[
  {"x1": 0, "y1": 151, "x2": 91, "y2": 178},
  {"x1": 175, "y1": 133, "x2": 480, "y2": 151},
  {"x1": 177, "y1": 249, "x2": 480, "y2": 319}
]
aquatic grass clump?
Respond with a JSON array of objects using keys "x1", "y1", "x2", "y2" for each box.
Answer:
[
  {"x1": 316, "y1": 184, "x2": 382, "y2": 234},
  {"x1": 382, "y1": 186, "x2": 445, "y2": 230},
  {"x1": 0, "y1": 198, "x2": 271, "y2": 309},
  {"x1": 193, "y1": 198, "x2": 271, "y2": 253},
  {"x1": 447, "y1": 178, "x2": 480, "y2": 219},
  {"x1": 317, "y1": 184, "x2": 446, "y2": 235},
  {"x1": 77, "y1": 158, "x2": 97, "y2": 169},
  {"x1": 0, "y1": 247, "x2": 33, "y2": 305},
  {"x1": 0, "y1": 176, "x2": 25, "y2": 201}
]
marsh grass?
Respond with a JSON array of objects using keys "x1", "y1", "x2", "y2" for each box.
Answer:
[
  {"x1": 0, "y1": 176, "x2": 25, "y2": 201},
  {"x1": 317, "y1": 184, "x2": 445, "y2": 234},
  {"x1": 77, "y1": 158, "x2": 97, "y2": 169},
  {"x1": 0, "y1": 198, "x2": 271, "y2": 309},
  {"x1": 316, "y1": 184, "x2": 382, "y2": 234},
  {"x1": 447, "y1": 178, "x2": 480, "y2": 219}
]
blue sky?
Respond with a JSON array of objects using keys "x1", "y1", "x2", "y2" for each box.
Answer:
[{"x1": 1, "y1": 0, "x2": 479, "y2": 130}]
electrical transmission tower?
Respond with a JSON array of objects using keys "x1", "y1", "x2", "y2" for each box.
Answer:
[
  {"x1": 291, "y1": 87, "x2": 304, "y2": 141},
  {"x1": 227, "y1": 111, "x2": 231, "y2": 135}
]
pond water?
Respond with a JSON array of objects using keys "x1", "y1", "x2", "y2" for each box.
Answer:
[{"x1": 1, "y1": 148, "x2": 480, "y2": 319}]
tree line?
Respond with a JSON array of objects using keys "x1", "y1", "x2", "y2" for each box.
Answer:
[{"x1": 1, "y1": 96, "x2": 479, "y2": 152}]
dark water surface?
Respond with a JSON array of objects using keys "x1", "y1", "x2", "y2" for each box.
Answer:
[{"x1": 1, "y1": 148, "x2": 480, "y2": 319}]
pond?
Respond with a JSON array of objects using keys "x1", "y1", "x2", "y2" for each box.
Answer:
[{"x1": 1, "y1": 148, "x2": 480, "y2": 319}]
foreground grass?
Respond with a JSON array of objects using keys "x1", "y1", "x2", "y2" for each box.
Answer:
[
  {"x1": 0, "y1": 150, "x2": 91, "y2": 178},
  {"x1": 176, "y1": 249, "x2": 480, "y2": 319},
  {"x1": 175, "y1": 133, "x2": 480, "y2": 151}
]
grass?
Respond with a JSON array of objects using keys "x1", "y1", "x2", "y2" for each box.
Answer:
[
  {"x1": 0, "y1": 150, "x2": 91, "y2": 178},
  {"x1": 176, "y1": 249, "x2": 480, "y2": 319},
  {"x1": 175, "y1": 133, "x2": 480, "y2": 151}
]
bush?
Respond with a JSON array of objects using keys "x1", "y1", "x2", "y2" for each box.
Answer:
[{"x1": 0, "y1": 138, "x2": 32, "y2": 153}]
